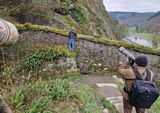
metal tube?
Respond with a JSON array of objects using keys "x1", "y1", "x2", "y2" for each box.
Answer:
[{"x1": 0, "y1": 18, "x2": 18, "y2": 46}]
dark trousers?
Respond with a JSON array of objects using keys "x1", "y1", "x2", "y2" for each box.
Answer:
[{"x1": 123, "y1": 98, "x2": 145, "y2": 113}]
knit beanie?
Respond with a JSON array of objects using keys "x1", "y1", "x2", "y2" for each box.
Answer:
[{"x1": 135, "y1": 55, "x2": 148, "y2": 67}]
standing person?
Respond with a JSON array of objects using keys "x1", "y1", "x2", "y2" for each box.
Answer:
[
  {"x1": 69, "y1": 27, "x2": 77, "y2": 52},
  {"x1": 118, "y1": 55, "x2": 154, "y2": 113}
]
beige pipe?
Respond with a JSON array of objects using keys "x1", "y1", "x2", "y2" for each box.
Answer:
[{"x1": 0, "y1": 18, "x2": 18, "y2": 46}]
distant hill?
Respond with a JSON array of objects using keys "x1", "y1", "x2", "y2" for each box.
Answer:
[
  {"x1": 147, "y1": 11, "x2": 160, "y2": 33},
  {"x1": 109, "y1": 12, "x2": 154, "y2": 27},
  {"x1": 148, "y1": 11, "x2": 160, "y2": 20}
]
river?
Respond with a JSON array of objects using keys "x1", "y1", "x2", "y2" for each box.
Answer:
[{"x1": 122, "y1": 36, "x2": 159, "y2": 49}]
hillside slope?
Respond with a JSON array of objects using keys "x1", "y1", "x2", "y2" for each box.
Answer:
[
  {"x1": 0, "y1": 0, "x2": 114, "y2": 39},
  {"x1": 147, "y1": 11, "x2": 160, "y2": 33}
]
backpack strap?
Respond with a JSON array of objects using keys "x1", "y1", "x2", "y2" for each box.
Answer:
[
  {"x1": 145, "y1": 69, "x2": 151, "y2": 81},
  {"x1": 131, "y1": 66, "x2": 143, "y2": 80}
]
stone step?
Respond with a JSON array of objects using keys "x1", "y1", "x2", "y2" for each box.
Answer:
[
  {"x1": 107, "y1": 99, "x2": 122, "y2": 104},
  {"x1": 107, "y1": 96, "x2": 123, "y2": 101},
  {"x1": 114, "y1": 103, "x2": 123, "y2": 113},
  {"x1": 106, "y1": 96, "x2": 123, "y2": 113},
  {"x1": 107, "y1": 96, "x2": 123, "y2": 103},
  {"x1": 96, "y1": 83, "x2": 118, "y2": 88},
  {"x1": 103, "y1": 108, "x2": 109, "y2": 113}
]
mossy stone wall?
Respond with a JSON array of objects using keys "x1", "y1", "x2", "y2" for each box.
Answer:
[{"x1": 19, "y1": 31, "x2": 160, "y2": 76}]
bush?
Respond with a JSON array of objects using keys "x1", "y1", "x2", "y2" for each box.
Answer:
[{"x1": 55, "y1": 0, "x2": 86, "y2": 23}]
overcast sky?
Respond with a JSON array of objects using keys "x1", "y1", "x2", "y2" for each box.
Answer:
[{"x1": 103, "y1": 0, "x2": 160, "y2": 12}]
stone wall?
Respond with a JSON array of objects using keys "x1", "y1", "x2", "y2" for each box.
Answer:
[
  {"x1": 20, "y1": 31, "x2": 160, "y2": 76},
  {"x1": 77, "y1": 39, "x2": 160, "y2": 76}
]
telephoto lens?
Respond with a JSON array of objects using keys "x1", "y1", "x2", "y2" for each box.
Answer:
[{"x1": 119, "y1": 47, "x2": 135, "y2": 66}]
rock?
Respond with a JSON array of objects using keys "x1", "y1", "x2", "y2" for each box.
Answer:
[
  {"x1": 104, "y1": 68, "x2": 108, "y2": 71},
  {"x1": 0, "y1": 95, "x2": 13, "y2": 113}
]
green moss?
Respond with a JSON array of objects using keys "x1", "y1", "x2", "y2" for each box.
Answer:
[
  {"x1": 77, "y1": 34, "x2": 160, "y2": 56},
  {"x1": 16, "y1": 23, "x2": 69, "y2": 36},
  {"x1": 16, "y1": 24, "x2": 160, "y2": 56}
]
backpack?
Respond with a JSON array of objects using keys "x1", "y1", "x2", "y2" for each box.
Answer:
[{"x1": 129, "y1": 66, "x2": 159, "y2": 108}]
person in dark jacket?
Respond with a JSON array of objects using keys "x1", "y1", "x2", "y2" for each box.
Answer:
[{"x1": 69, "y1": 27, "x2": 77, "y2": 52}]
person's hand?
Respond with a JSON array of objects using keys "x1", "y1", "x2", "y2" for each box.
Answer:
[{"x1": 124, "y1": 57, "x2": 129, "y2": 63}]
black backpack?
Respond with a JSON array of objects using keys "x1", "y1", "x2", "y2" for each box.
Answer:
[{"x1": 129, "y1": 66, "x2": 159, "y2": 108}]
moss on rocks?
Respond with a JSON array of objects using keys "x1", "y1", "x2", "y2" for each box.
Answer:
[
  {"x1": 16, "y1": 23, "x2": 69, "y2": 36},
  {"x1": 16, "y1": 24, "x2": 160, "y2": 56}
]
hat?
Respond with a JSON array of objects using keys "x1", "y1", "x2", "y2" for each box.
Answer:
[{"x1": 135, "y1": 55, "x2": 148, "y2": 67}]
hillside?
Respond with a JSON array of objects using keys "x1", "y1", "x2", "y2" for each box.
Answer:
[
  {"x1": 0, "y1": 0, "x2": 115, "y2": 39},
  {"x1": 109, "y1": 11, "x2": 154, "y2": 27},
  {"x1": 0, "y1": 24, "x2": 159, "y2": 113},
  {"x1": 147, "y1": 11, "x2": 160, "y2": 33}
]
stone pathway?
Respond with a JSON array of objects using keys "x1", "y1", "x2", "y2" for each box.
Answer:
[
  {"x1": 74, "y1": 76, "x2": 124, "y2": 113},
  {"x1": 96, "y1": 82, "x2": 124, "y2": 113},
  {"x1": 75, "y1": 75, "x2": 148, "y2": 113}
]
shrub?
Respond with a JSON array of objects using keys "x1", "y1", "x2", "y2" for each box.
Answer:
[{"x1": 55, "y1": 0, "x2": 86, "y2": 23}]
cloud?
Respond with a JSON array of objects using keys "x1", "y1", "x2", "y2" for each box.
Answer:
[{"x1": 103, "y1": 0, "x2": 160, "y2": 12}]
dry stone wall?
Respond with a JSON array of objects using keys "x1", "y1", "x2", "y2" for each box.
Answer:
[{"x1": 20, "y1": 31, "x2": 160, "y2": 76}]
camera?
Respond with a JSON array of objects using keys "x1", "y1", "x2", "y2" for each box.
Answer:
[{"x1": 118, "y1": 47, "x2": 135, "y2": 66}]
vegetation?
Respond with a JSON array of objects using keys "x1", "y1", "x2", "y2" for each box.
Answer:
[
  {"x1": 127, "y1": 27, "x2": 160, "y2": 48},
  {"x1": 20, "y1": 45, "x2": 75, "y2": 70},
  {"x1": 16, "y1": 24, "x2": 160, "y2": 56},
  {"x1": 8, "y1": 79, "x2": 100, "y2": 113},
  {"x1": 101, "y1": 97, "x2": 119, "y2": 113},
  {"x1": 127, "y1": 27, "x2": 153, "y2": 40},
  {"x1": 110, "y1": 18, "x2": 127, "y2": 40},
  {"x1": 16, "y1": 23, "x2": 69, "y2": 36},
  {"x1": 149, "y1": 98, "x2": 160, "y2": 113},
  {"x1": 55, "y1": 0, "x2": 86, "y2": 23},
  {"x1": 152, "y1": 33, "x2": 160, "y2": 48}
]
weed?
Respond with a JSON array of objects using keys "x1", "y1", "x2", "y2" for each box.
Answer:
[
  {"x1": 101, "y1": 97, "x2": 119, "y2": 113},
  {"x1": 48, "y1": 79, "x2": 71, "y2": 100},
  {"x1": 72, "y1": 85, "x2": 100, "y2": 113},
  {"x1": 26, "y1": 96, "x2": 51, "y2": 113}
]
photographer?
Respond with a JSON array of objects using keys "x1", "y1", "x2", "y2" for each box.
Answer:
[{"x1": 118, "y1": 54, "x2": 153, "y2": 113}]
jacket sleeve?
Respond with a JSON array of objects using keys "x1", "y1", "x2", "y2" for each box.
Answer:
[{"x1": 118, "y1": 58, "x2": 135, "y2": 79}]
